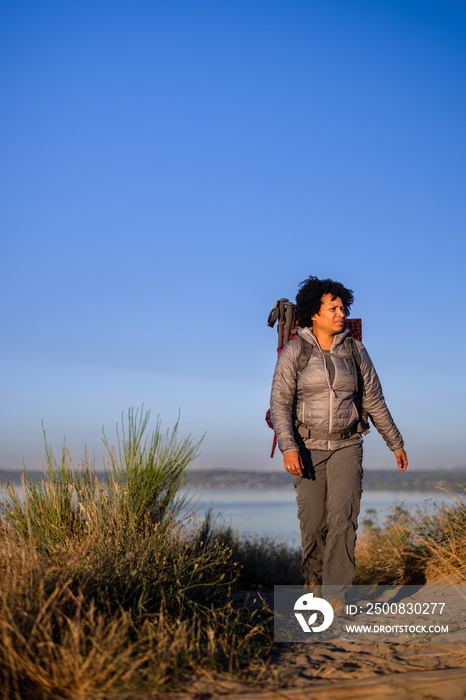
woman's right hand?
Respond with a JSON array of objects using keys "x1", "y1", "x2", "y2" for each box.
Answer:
[{"x1": 283, "y1": 450, "x2": 303, "y2": 476}]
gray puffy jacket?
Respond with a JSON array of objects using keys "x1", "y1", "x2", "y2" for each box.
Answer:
[{"x1": 270, "y1": 326, "x2": 404, "y2": 454}]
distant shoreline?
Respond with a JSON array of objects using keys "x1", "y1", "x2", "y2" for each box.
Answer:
[
  {"x1": 2, "y1": 468, "x2": 466, "y2": 492},
  {"x1": 187, "y1": 468, "x2": 466, "y2": 492}
]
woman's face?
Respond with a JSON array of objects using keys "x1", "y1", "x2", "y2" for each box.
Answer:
[{"x1": 311, "y1": 294, "x2": 346, "y2": 336}]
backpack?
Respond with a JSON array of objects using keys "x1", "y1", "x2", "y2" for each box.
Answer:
[{"x1": 266, "y1": 298, "x2": 366, "y2": 457}]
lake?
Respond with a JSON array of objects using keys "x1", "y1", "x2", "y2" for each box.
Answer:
[
  {"x1": 182, "y1": 486, "x2": 461, "y2": 547},
  {"x1": 1, "y1": 481, "x2": 460, "y2": 549}
]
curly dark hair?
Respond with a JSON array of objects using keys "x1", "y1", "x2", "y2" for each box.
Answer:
[{"x1": 295, "y1": 276, "x2": 354, "y2": 328}]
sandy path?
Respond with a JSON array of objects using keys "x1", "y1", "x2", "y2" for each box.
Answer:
[
  {"x1": 114, "y1": 592, "x2": 466, "y2": 699},
  {"x1": 164, "y1": 637, "x2": 466, "y2": 700},
  {"x1": 203, "y1": 666, "x2": 466, "y2": 699},
  {"x1": 173, "y1": 592, "x2": 466, "y2": 700}
]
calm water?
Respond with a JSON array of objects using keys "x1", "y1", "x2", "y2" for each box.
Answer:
[
  {"x1": 1, "y1": 483, "x2": 460, "y2": 549},
  {"x1": 182, "y1": 486, "x2": 461, "y2": 547}
]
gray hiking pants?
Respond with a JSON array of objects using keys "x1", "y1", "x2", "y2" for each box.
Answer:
[{"x1": 293, "y1": 443, "x2": 363, "y2": 585}]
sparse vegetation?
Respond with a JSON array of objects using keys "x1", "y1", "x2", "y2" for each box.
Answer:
[
  {"x1": 2, "y1": 412, "x2": 466, "y2": 699},
  {"x1": 0, "y1": 410, "x2": 272, "y2": 699}
]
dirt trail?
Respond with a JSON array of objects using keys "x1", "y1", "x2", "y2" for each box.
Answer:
[
  {"x1": 204, "y1": 666, "x2": 466, "y2": 699},
  {"x1": 175, "y1": 590, "x2": 466, "y2": 700},
  {"x1": 161, "y1": 637, "x2": 466, "y2": 700}
]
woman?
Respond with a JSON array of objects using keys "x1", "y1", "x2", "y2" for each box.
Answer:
[{"x1": 270, "y1": 276, "x2": 407, "y2": 587}]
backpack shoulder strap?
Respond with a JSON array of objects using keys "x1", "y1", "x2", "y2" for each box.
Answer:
[
  {"x1": 344, "y1": 337, "x2": 370, "y2": 434},
  {"x1": 296, "y1": 335, "x2": 313, "y2": 375},
  {"x1": 344, "y1": 336, "x2": 361, "y2": 393}
]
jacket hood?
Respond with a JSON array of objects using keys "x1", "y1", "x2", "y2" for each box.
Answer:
[{"x1": 298, "y1": 325, "x2": 352, "y2": 350}]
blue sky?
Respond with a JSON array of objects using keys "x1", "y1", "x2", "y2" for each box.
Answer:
[{"x1": 1, "y1": 0, "x2": 465, "y2": 472}]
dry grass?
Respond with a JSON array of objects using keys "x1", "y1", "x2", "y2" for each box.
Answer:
[
  {"x1": 355, "y1": 489, "x2": 466, "y2": 585},
  {"x1": 2, "y1": 408, "x2": 466, "y2": 698},
  {"x1": 0, "y1": 410, "x2": 272, "y2": 699},
  {"x1": 0, "y1": 535, "x2": 273, "y2": 700}
]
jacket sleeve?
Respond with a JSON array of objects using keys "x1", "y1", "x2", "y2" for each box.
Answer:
[
  {"x1": 357, "y1": 342, "x2": 404, "y2": 452},
  {"x1": 269, "y1": 341, "x2": 300, "y2": 454}
]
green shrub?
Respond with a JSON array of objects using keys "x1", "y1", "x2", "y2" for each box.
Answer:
[{"x1": 1, "y1": 409, "x2": 200, "y2": 555}]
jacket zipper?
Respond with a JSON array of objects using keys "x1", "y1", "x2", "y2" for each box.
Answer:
[{"x1": 322, "y1": 352, "x2": 336, "y2": 447}]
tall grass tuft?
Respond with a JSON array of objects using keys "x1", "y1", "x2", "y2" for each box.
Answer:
[
  {"x1": 2, "y1": 408, "x2": 200, "y2": 556},
  {"x1": 0, "y1": 409, "x2": 272, "y2": 699},
  {"x1": 103, "y1": 408, "x2": 197, "y2": 530}
]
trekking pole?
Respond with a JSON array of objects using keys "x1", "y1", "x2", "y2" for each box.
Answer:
[
  {"x1": 277, "y1": 299, "x2": 286, "y2": 350},
  {"x1": 283, "y1": 302, "x2": 294, "y2": 348},
  {"x1": 267, "y1": 298, "x2": 297, "y2": 458}
]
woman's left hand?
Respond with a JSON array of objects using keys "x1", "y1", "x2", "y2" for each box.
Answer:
[{"x1": 394, "y1": 449, "x2": 408, "y2": 472}]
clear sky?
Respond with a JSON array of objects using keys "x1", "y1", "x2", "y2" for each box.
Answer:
[{"x1": 1, "y1": 0, "x2": 465, "y2": 473}]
